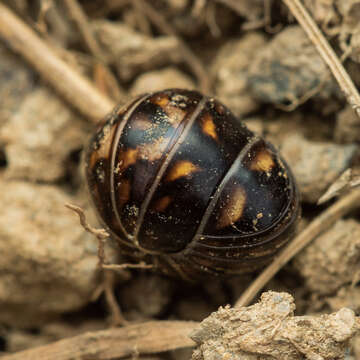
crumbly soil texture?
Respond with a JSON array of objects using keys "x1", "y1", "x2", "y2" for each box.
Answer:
[{"x1": 0, "y1": 1, "x2": 360, "y2": 359}]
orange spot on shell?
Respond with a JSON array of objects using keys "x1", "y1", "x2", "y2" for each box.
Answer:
[
  {"x1": 153, "y1": 94, "x2": 186, "y2": 126},
  {"x1": 153, "y1": 95, "x2": 170, "y2": 108},
  {"x1": 153, "y1": 196, "x2": 172, "y2": 212},
  {"x1": 119, "y1": 148, "x2": 138, "y2": 170},
  {"x1": 201, "y1": 113, "x2": 218, "y2": 141},
  {"x1": 217, "y1": 187, "x2": 246, "y2": 229},
  {"x1": 166, "y1": 161, "x2": 199, "y2": 182},
  {"x1": 117, "y1": 179, "x2": 131, "y2": 207},
  {"x1": 250, "y1": 150, "x2": 275, "y2": 172}
]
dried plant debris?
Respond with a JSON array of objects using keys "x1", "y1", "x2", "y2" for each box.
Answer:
[
  {"x1": 92, "y1": 20, "x2": 181, "y2": 81},
  {"x1": 0, "y1": 180, "x2": 99, "y2": 327},
  {"x1": 303, "y1": 0, "x2": 339, "y2": 30},
  {"x1": 6, "y1": 320, "x2": 105, "y2": 353},
  {"x1": 211, "y1": 32, "x2": 265, "y2": 116},
  {"x1": 191, "y1": 291, "x2": 360, "y2": 360},
  {"x1": 294, "y1": 219, "x2": 360, "y2": 296},
  {"x1": 248, "y1": 26, "x2": 337, "y2": 107},
  {"x1": 304, "y1": 0, "x2": 360, "y2": 64},
  {"x1": 1, "y1": 0, "x2": 360, "y2": 358},
  {"x1": 337, "y1": 1, "x2": 360, "y2": 63},
  {"x1": 318, "y1": 168, "x2": 360, "y2": 204},
  {"x1": 280, "y1": 133, "x2": 357, "y2": 203}
]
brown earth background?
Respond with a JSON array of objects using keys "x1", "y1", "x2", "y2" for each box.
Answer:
[{"x1": 0, "y1": 0, "x2": 360, "y2": 359}]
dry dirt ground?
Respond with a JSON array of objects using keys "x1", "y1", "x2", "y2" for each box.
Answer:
[{"x1": 0, "y1": 1, "x2": 360, "y2": 359}]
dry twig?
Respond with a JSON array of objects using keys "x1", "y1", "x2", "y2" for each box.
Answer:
[
  {"x1": 132, "y1": 0, "x2": 152, "y2": 35},
  {"x1": 282, "y1": 0, "x2": 360, "y2": 117},
  {"x1": 65, "y1": 203, "x2": 129, "y2": 325},
  {"x1": 63, "y1": 0, "x2": 106, "y2": 62},
  {"x1": 217, "y1": 0, "x2": 360, "y2": 117},
  {"x1": 102, "y1": 262, "x2": 154, "y2": 271},
  {"x1": 65, "y1": 203, "x2": 109, "y2": 241},
  {"x1": 0, "y1": 3, "x2": 115, "y2": 122},
  {"x1": 65, "y1": 203, "x2": 153, "y2": 272},
  {"x1": 318, "y1": 168, "x2": 360, "y2": 204},
  {"x1": 0, "y1": 321, "x2": 197, "y2": 360},
  {"x1": 64, "y1": 0, "x2": 107, "y2": 63},
  {"x1": 97, "y1": 271, "x2": 129, "y2": 326}
]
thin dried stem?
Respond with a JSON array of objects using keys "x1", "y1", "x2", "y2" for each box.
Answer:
[
  {"x1": 0, "y1": 321, "x2": 197, "y2": 360},
  {"x1": 318, "y1": 168, "x2": 360, "y2": 204},
  {"x1": 235, "y1": 189, "x2": 360, "y2": 307},
  {"x1": 66, "y1": 204, "x2": 150, "y2": 326},
  {"x1": 134, "y1": 0, "x2": 211, "y2": 93},
  {"x1": 65, "y1": 203, "x2": 110, "y2": 270},
  {"x1": 65, "y1": 203, "x2": 109, "y2": 240},
  {"x1": 0, "y1": 3, "x2": 115, "y2": 122},
  {"x1": 132, "y1": 0, "x2": 152, "y2": 35},
  {"x1": 64, "y1": 0, "x2": 106, "y2": 62},
  {"x1": 217, "y1": 0, "x2": 360, "y2": 116},
  {"x1": 102, "y1": 262, "x2": 154, "y2": 271},
  {"x1": 63, "y1": 0, "x2": 124, "y2": 100},
  {"x1": 282, "y1": 0, "x2": 360, "y2": 118},
  {"x1": 103, "y1": 271, "x2": 128, "y2": 326},
  {"x1": 66, "y1": 204, "x2": 154, "y2": 273}
]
